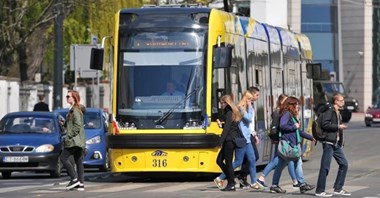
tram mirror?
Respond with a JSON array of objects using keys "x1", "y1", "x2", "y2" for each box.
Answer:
[
  {"x1": 90, "y1": 48, "x2": 104, "y2": 70},
  {"x1": 213, "y1": 45, "x2": 233, "y2": 69},
  {"x1": 306, "y1": 63, "x2": 321, "y2": 79}
]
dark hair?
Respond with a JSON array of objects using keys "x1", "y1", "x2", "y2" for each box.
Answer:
[
  {"x1": 38, "y1": 95, "x2": 45, "y2": 101},
  {"x1": 248, "y1": 86, "x2": 260, "y2": 94}
]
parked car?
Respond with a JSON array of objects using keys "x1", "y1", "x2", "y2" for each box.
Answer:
[
  {"x1": 54, "y1": 108, "x2": 109, "y2": 172},
  {"x1": 365, "y1": 103, "x2": 380, "y2": 127},
  {"x1": 0, "y1": 112, "x2": 63, "y2": 179}
]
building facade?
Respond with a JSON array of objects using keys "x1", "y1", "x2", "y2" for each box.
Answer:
[{"x1": 249, "y1": 0, "x2": 373, "y2": 111}]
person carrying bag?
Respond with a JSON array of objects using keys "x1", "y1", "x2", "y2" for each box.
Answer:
[
  {"x1": 278, "y1": 117, "x2": 302, "y2": 161},
  {"x1": 269, "y1": 96, "x2": 315, "y2": 194}
]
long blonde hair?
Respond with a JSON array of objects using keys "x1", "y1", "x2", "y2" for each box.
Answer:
[
  {"x1": 237, "y1": 91, "x2": 254, "y2": 112},
  {"x1": 220, "y1": 94, "x2": 242, "y2": 122}
]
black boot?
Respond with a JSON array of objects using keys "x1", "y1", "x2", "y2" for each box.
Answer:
[
  {"x1": 238, "y1": 176, "x2": 249, "y2": 188},
  {"x1": 221, "y1": 184, "x2": 236, "y2": 191}
]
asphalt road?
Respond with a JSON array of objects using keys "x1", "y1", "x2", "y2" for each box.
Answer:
[{"x1": 1, "y1": 113, "x2": 380, "y2": 198}]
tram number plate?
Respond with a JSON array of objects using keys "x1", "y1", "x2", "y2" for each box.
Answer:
[
  {"x1": 3, "y1": 156, "x2": 29, "y2": 163},
  {"x1": 152, "y1": 159, "x2": 168, "y2": 167}
]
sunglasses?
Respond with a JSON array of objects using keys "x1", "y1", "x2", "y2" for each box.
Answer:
[{"x1": 66, "y1": 95, "x2": 72, "y2": 99}]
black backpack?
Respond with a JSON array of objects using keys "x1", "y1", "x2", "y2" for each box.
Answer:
[
  {"x1": 268, "y1": 110, "x2": 281, "y2": 142},
  {"x1": 312, "y1": 103, "x2": 331, "y2": 141},
  {"x1": 312, "y1": 113, "x2": 327, "y2": 141}
]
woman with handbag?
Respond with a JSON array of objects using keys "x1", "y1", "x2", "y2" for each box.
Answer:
[
  {"x1": 214, "y1": 91, "x2": 259, "y2": 190},
  {"x1": 213, "y1": 94, "x2": 242, "y2": 191},
  {"x1": 269, "y1": 96, "x2": 314, "y2": 193}
]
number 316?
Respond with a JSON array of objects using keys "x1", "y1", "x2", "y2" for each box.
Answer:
[{"x1": 152, "y1": 159, "x2": 167, "y2": 167}]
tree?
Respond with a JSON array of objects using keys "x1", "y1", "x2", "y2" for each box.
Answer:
[{"x1": 0, "y1": 0, "x2": 77, "y2": 82}]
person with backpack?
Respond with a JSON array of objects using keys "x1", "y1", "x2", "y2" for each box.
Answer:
[
  {"x1": 257, "y1": 94, "x2": 315, "y2": 193},
  {"x1": 269, "y1": 96, "x2": 315, "y2": 194},
  {"x1": 315, "y1": 93, "x2": 350, "y2": 197}
]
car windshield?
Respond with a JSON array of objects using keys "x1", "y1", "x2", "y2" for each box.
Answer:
[
  {"x1": 0, "y1": 116, "x2": 55, "y2": 134},
  {"x1": 84, "y1": 112, "x2": 101, "y2": 129},
  {"x1": 57, "y1": 111, "x2": 102, "y2": 129},
  {"x1": 322, "y1": 82, "x2": 346, "y2": 94}
]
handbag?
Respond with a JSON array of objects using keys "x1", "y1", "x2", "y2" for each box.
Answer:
[
  {"x1": 233, "y1": 128, "x2": 247, "y2": 148},
  {"x1": 277, "y1": 117, "x2": 302, "y2": 161}
]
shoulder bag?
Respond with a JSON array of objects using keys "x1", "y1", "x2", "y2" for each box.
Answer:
[
  {"x1": 277, "y1": 117, "x2": 302, "y2": 161},
  {"x1": 233, "y1": 127, "x2": 247, "y2": 148}
]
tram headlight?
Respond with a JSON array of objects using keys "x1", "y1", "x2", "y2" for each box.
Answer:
[
  {"x1": 119, "y1": 121, "x2": 137, "y2": 130},
  {"x1": 183, "y1": 119, "x2": 202, "y2": 129}
]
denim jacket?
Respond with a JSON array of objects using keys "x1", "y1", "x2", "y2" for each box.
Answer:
[{"x1": 238, "y1": 106, "x2": 253, "y2": 144}]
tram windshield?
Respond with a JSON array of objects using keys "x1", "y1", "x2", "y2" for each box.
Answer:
[{"x1": 117, "y1": 30, "x2": 206, "y2": 116}]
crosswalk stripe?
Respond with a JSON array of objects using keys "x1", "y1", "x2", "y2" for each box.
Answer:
[
  {"x1": 327, "y1": 185, "x2": 367, "y2": 193},
  {"x1": 89, "y1": 183, "x2": 156, "y2": 192},
  {"x1": 3, "y1": 182, "x2": 370, "y2": 195},
  {"x1": 146, "y1": 183, "x2": 206, "y2": 192},
  {"x1": 0, "y1": 184, "x2": 52, "y2": 193},
  {"x1": 31, "y1": 183, "x2": 99, "y2": 193}
]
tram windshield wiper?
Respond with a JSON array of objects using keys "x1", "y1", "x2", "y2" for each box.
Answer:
[{"x1": 154, "y1": 89, "x2": 197, "y2": 126}]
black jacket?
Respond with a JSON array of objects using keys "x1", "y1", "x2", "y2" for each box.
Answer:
[
  {"x1": 321, "y1": 107, "x2": 344, "y2": 145},
  {"x1": 33, "y1": 102, "x2": 49, "y2": 112},
  {"x1": 219, "y1": 106, "x2": 239, "y2": 145}
]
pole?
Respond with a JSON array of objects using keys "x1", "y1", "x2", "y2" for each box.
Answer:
[
  {"x1": 337, "y1": 0, "x2": 344, "y2": 82},
  {"x1": 101, "y1": 36, "x2": 112, "y2": 113},
  {"x1": 53, "y1": 0, "x2": 63, "y2": 109}
]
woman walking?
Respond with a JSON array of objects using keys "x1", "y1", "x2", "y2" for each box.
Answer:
[
  {"x1": 214, "y1": 94, "x2": 242, "y2": 191},
  {"x1": 60, "y1": 90, "x2": 86, "y2": 191},
  {"x1": 269, "y1": 96, "x2": 314, "y2": 193}
]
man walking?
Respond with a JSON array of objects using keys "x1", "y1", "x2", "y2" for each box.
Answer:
[
  {"x1": 315, "y1": 93, "x2": 351, "y2": 197},
  {"x1": 33, "y1": 95, "x2": 49, "y2": 112}
]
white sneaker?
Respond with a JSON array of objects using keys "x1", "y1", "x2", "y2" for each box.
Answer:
[
  {"x1": 334, "y1": 189, "x2": 351, "y2": 196},
  {"x1": 315, "y1": 192, "x2": 333, "y2": 197},
  {"x1": 213, "y1": 177, "x2": 224, "y2": 189}
]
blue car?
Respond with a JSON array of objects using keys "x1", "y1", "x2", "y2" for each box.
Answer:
[
  {"x1": 54, "y1": 108, "x2": 109, "y2": 172},
  {"x1": 0, "y1": 111, "x2": 63, "y2": 179}
]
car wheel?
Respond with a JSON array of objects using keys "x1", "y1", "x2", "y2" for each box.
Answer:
[
  {"x1": 50, "y1": 158, "x2": 62, "y2": 178},
  {"x1": 99, "y1": 150, "x2": 110, "y2": 172},
  {"x1": 1, "y1": 171, "x2": 11, "y2": 179}
]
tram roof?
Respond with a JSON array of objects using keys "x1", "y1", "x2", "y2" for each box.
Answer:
[{"x1": 119, "y1": 7, "x2": 212, "y2": 15}]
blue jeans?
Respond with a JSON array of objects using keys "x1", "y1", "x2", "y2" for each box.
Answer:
[
  {"x1": 272, "y1": 156, "x2": 299, "y2": 186},
  {"x1": 295, "y1": 158, "x2": 305, "y2": 183},
  {"x1": 219, "y1": 143, "x2": 257, "y2": 183},
  {"x1": 316, "y1": 143, "x2": 348, "y2": 193},
  {"x1": 261, "y1": 144, "x2": 296, "y2": 181}
]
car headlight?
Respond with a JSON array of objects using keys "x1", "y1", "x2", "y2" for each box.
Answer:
[
  {"x1": 36, "y1": 144, "x2": 54, "y2": 153},
  {"x1": 86, "y1": 135, "x2": 101, "y2": 144}
]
